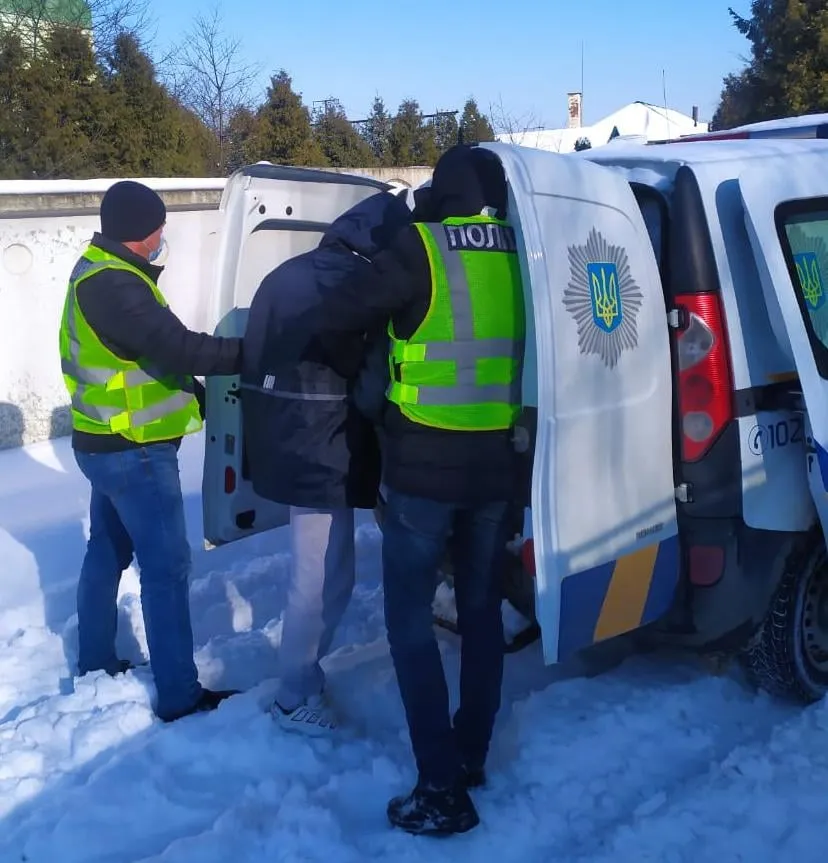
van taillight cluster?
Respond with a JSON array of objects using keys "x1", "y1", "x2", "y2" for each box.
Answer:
[{"x1": 675, "y1": 293, "x2": 734, "y2": 462}]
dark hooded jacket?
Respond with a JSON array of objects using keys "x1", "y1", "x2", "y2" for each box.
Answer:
[
  {"x1": 316, "y1": 145, "x2": 521, "y2": 504},
  {"x1": 241, "y1": 191, "x2": 411, "y2": 509}
]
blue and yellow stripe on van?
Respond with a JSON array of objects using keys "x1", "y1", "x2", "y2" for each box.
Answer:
[{"x1": 557, "y1": 535, "x2": 680, "y2": 660}]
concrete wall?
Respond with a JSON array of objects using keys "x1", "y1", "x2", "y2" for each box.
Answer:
[{"x1": 0, "y1": 166, "x2": 433, "y2": 449}]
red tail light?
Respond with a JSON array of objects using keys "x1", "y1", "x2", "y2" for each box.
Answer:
[
  {"x1": 224, "y1": 466, "x2": 236, "y2": 494},
  {"x1": 521, "y1": 538, "x2": 536, "y2": 578},
  {"x1": 675, "y1": 293, "x2": 734, "y2": 462},
  {"x1": 688, "y1": 545, "x2": 725, "y2": 586}
]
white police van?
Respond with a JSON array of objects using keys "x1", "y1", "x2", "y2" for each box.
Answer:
[{"x1": 202, "y1": 132, "x2": 828, "y2": 705}]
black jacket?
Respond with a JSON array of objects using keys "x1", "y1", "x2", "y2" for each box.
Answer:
[
  {"x1": 317, "y1": 146, "x2": 521, "y2": 504},
  {"x1": 71, "y1": 233, "x2": 242, "y2": 453},
  {"x1": 241, "y1": 192, "x2": 412, "y2": 510}
]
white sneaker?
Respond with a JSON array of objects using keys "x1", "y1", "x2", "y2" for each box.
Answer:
[{"x1": 270, "y1": 694, "x2": 338, "y2": 737}]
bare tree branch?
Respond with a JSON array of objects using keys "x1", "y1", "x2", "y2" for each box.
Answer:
[
  {"x1": 88, "y1": 0, "x2": 153, "y2": 65},
  {"x1": 164, "y1": 4, "x2": 261, "y2": 172},
  {"x1": 488, "y1": 96, "x2": 552, "y2": 149}
]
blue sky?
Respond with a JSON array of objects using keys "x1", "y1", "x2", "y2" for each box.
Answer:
[{"x1": 147, "y1": 0, "x2": 752, "y2": 128}]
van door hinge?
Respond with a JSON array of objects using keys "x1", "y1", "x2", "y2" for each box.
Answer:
[
  {"x1": 675, "y1": 483, "x2": 693, "y2": 504},
  {"x1": 667, "y1": 309, "x2": 686, "y2": 329}
]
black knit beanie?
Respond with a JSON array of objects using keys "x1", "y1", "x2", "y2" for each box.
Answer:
[{"x1": 100, "y1": 181, "x2": 167, "y2": 243}]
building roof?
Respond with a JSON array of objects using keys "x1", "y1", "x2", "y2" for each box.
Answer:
[
  {"x1": 496, "y1": 101, "x2": 709, "y2": 153},
  {"x1": 0, "y1": 0, "x2": 92, "y2": 28}
]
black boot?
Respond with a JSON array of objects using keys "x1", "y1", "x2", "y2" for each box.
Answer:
[
  {"x1": 387, "y1": 782, "x2": 480, "y2": 836},
  {"x1": 159, "y1": 688, "x2": 239, "y2": 723}
]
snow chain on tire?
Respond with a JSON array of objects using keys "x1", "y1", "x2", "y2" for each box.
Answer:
[{"x1": 740, "y1": 528, "x2": 828, "y2": 705}]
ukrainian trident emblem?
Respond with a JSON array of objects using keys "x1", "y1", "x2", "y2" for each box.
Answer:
[
  {"x1": 564, "y1": 228, "x2": 643, "y2": 369},
  {"x1": 794, "y1": 251, "x2": 825, "y2": 312}
]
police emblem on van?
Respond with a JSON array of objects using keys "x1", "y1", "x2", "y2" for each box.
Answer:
[
  {"x1": 563, "y1": 228, "x2": 643, "y2": 369},
  {"x1": 786, "y1": 227, "x2": 828, "y2": 341},
  {"x1": 794, "y1": 251, "x2": 824, "y2": 311}
]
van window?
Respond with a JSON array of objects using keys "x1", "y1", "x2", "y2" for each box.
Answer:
[
  {"x1": 777, "y1": 200, "x2": 828, "y2": 375},
  {"x1": 631, "y1": 184, "x2": 667, "y2": 275}
]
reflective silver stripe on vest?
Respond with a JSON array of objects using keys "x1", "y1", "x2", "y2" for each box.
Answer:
[
  {"x1": 62, "y1": 359, "x2": 172, "y2": 389},
  {"x1": 124, "y1": 368, "x2": 159, "y2": 386},
  {"x1": 412, "y1": 382, "x2": 518, "y2": 406},
  {"x1": 63, "y1": 259, "x2": 125, "y2": 421},
  {"x1": 416, "y1": 338, "x2": 524, "y2": 362},
  {"x1": 61, "y1": 358, "x2": 114, "y2": 385},
  {"x1": 64, "y1": 260, "x2": 117, "y2": 380},
  {"x1": 399, "y1": 223, "x2": 523, "y2": 406},
  {"x1": 63, "y1": 257, "x2": 191, "y2": 427},
  {"x1": 128, "y1": 390, "x2": 195, "y2": 427}
]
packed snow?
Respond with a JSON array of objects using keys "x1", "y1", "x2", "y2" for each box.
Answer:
[{"x1": 1, "y1": 433, "x2": 828, "y2": 863}]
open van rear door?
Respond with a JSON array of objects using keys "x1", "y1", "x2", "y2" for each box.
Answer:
[
  {"x1": 482, "y1": 143, "x2": 680, "y2": 664},
  {"x1": 740, "y1": 152, "x2": 828, "y2": 536},
  {"x1": 203, "y1": 164, "x2": 389, "y2": 546}
]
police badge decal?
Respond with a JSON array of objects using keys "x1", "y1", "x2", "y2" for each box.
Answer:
[
  {"x1": 563, "y1": 227, "x2": 643, "y2": 369},
  {"x1": 786, "y1": 224, "x2": 828, "y2": 344}
]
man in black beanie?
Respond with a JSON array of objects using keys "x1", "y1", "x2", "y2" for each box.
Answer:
[
  {"x1": 58, "y1": 180, "x2": 242, "y2": 722},
  {"x1": 315, "y1": 146, "x2": 524, "y2": 835}
]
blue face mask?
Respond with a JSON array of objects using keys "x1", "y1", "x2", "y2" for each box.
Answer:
[{"x1": 148, "y1": 234, "x2": 167, "y2": 264}]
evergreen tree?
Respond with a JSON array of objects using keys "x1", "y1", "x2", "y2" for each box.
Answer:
[
  {"x1": 225, "y1": 105, "x2": 263, "y2": 172},
  {"x1": 431, "y1": 110, "x2": 459, "y2": 153},
  {"x1": 362, "y1": 95, "x2": 391, "y2": 164},
  {"x1": 459, "y1": 97, "x2": 495, "y2": 143},
  {"x1": 0, "y1": 32, "x2": 29, "y2": 177},
  {"x1": 104, "y1": 33, "x2": 212, "y2": 175},
  {"x1": 388, "y1": 99, "x2": 421, "y2": 165},
  {"x1": 418, "y1": 121, "x2": 441, "y2": 166},
  {"x1": 313, "y1": 101, "x2": 374, "y2": 167},
  {"x1": 255, "y1": 70, "x2": 327, "y2": 166},
  {"x1": 1, "y1": 25, "x2": 108, "y2": 178},
  {"x1": 106, "y1": 33, "x2": 176, "y2": 173},
  {"x1": 388, "y1": 99, "x2": 440, "y2": 165},
  {"x1": 713, "y1": 0, "x2": 828, "y2": 129},
  {"x1": 26, "y1": 25, "x2": 101, "y2": 177}
]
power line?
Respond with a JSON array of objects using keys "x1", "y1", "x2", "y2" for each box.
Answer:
[{"x1": 313, "y1": 98, "x2": 339, "y2": 112}]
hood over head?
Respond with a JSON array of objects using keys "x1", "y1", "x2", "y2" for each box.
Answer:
[
  {"x1": 320, "y1": 190, "x2": 412, "y2": 259},
  {"x1": 414, "y1": 144, "x2": 508, "y2": 222}
]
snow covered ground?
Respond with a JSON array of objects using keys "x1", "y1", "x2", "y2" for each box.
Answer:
[{"x1": 1, "y1": 434, "x2": 828, "y2": 862}]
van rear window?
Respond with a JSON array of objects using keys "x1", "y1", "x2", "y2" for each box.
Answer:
[{"x1": 778, "y1": 205, "x2": 828, "y2": 359}]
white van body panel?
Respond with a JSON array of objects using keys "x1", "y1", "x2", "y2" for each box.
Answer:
[
  {"x1": 587, "y1": 142, "x2": 827, "y2": 533},
  {"x1": 740, "y1": 152, "x2": 828, "y2": 538},
  {"x1": 202, "y1": 165, "x2": 389, "y2": 546},
  {"x1": 483, "y1": 143, "x2": 679, "y2": 664}
]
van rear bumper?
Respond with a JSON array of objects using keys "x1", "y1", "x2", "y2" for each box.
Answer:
[{"x1": 654, "y1": 517, "x2": 803, "y2": 652}]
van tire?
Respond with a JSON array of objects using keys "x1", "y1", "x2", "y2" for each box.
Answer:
[{"x1": 740, "y1": 529, "x2": 828, "y2": 704}]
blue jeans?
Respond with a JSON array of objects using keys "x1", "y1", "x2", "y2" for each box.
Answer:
[
  {"x1": 74, "y1": 444, "x2": 202, "y2": 719},
  {"x1": 382, "y1": 490, "x2": 508, "y2": 788}
]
